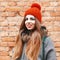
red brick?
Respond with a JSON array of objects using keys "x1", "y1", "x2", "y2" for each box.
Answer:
[
  {"x1": 39, "y1": 0, "x2": 55, "y2": 2},
  {"x1": 50, "y1": 12, "x2": 60, "y2": 17},
  {"x1": 54, "y1": 21, "x2": 60, "y2": 26},
  {"x1": 0, "y1": 51, "x2": 9, "y2": 56},
  {"x1": 0, "y1": 31, "x2": 8, "y2": 36},
  {"x1": 8, "y1": 22, "x2": 18, "y2": 26},
  {"x1": 0, "y1": 47, "x2": 9, "y2": 51},
  {"x1": 8, "y1": 2, "x2": 17, "y2": 6},
  {"x1": 2, "y1": 27, "x2": 8, "y2": 31},
  {"x1": 55, "y1": 7, "x2": 60, "y2": 11},
  {"x1": 6, "y1": 7, "x2": 21, "y2": 12},
  {"x1": 44, "y1": 7, "x2": 54, "y2": 11},
  {"x1": 49, "y1": 32, "x2": 60, "y2": 42},
  {"x1": 55, "y1": 48, "x2": 60, "y2": 52},
  {"x1": 1, "y1": 36, "x2": 17, "y2": 42},
  {"x1": 56, "y1": 12, "x2": 60, "y2": 16},
  {"x1": 7, "y1": 16, "x2": 19, "y2": 22},
  {"x1": 47, "y1": 26, "x2": 54, "y2": 32},
  {"x1": 56, "y1": 17, "x2": 60, "y2": 21},
  {"x1": 0, "y1": 12, "x2": 16, "y2": 17},
  {"x1": 0, "y1": 42, "x2": 8, "y2": 47},
  {"x1": 0, "y1": 2, "x2": 8, "y2": 7},
  {"x1": 0, "y1": 7, "x2": 5, "y2": 12},
  {"x1": 0, "y1": 27, "x2": 2, "y2": 31},
  {"x1": 8, "y1": 26, "x2": 19, "y2": 31},
  {"x1": 7, "y1": 16, "x2": 23, "y2": 24},
  {"x1": 0, "y1": 21, "x2": 8, "y2": 26},
  {"x1": 42, "y1": 17, "x2": 55, "y2": 22},
  {"x1": 0, "y1": 0, "x2": 19, "y2": 2},
  {"x1": 50, "y1": 12, "x2": 57, "y2": 17},
  {"x1": 54, "y1": 42, "x2": 60, "y2": 47},
  {"x1": 50, "y1": 32, "x2": 60, "y2": 37},
  {"x1": 8, "y1": 31, "x2": 18, "y2": 36},
  {"x1": 17, "y1": 2, "x2": 28, "y2": 7},
  {"x1": 42, "y1": 12, "x2": 51, "y2": 17},
  {"x1": 41, "y1": 2, "x2": 50, "y2": 7},
  {"x1": 18, "y1": 19, "x2": 23, "y2": 26},
  {"x1": 57, "y1": 2, "x2": 60, "y2": 6},
  {"x1": 50, "y1": 35, "x2": 60, "y2": 42},
  {"x1": 53, "y1": 26, "x2": 60, "y2": 31},
  {"x1": 57, "y1": 0, "x2": 60, "y2": 2},
  {"x1": 0, "y1": 56, "x2": 10, "y2": 60},
  {"x1": 42, "y1": 21, "x2": 54, "y2": 27},
  {"x1": 56, "y1": 52, "x2": 60, "y2": 57},
  {"x1": 50, "y1": 2, "x2": 58, "y2": 7},
  {"x1": 0, "y1": 17, "x2": 6, "y2": 22},
  {"x1": 7, "y1": 17, "x2": 23, "y2": 26},
  {"x1": 7, "y1": 42, "x2": 16, "y2": 47},
  {"x1": 57, "y1": 57, "x2": 60, "y2": 60}
]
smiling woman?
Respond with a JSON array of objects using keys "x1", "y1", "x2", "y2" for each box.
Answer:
[
  {"x1": 12, "y1": 3, "x2": 57, "y2": 60},
  {"x1": 12, "y1": 3, "x2": 42, "y2": 60}
]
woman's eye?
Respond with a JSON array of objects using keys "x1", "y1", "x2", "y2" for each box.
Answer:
[
  {"x1": 30, "y1": 18, "x2": 35, "y2": 20},
  {"x1": 25, "y1": 18, "x2": 35, "y2": 20}
]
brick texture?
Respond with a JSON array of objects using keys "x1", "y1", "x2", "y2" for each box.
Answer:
[{"x1": 0, "y1": 0, "x2": 60, "y2": 60}]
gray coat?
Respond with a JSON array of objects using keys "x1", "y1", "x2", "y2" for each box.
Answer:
[{"x1": 17, "y1": 37, "x2": 57, "y2": 60}]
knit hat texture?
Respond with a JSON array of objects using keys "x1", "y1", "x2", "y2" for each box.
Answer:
[{"x1": 24, "y1": 3, "x2": 42, "y2": 23}]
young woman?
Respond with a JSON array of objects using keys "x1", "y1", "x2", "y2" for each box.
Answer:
[
  {"x1": 12, "y1": 3, "x2": 42, "y2": 60},
  {"x1": 12, "y1": 3, "x2": 57, "y2": 60}
]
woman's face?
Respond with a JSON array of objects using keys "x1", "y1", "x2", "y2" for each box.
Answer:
[{"x1": 25, "y1": 15, "x2": 36, "y2": 30}]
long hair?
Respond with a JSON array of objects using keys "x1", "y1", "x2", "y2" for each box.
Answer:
[{"x1": 13, "y1": 17, "x2": 42, "y2": 60}]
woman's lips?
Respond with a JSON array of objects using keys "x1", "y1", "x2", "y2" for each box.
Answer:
[{"x1": 27, "y1": 24, "x2": 32, "y2": 28}]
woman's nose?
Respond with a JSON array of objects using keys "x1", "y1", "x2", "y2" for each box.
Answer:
[{"x1": 28, "y1": 22, "x2": 30, "y2": 24}]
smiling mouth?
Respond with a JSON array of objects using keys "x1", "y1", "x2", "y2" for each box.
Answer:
[
  {"x1": 27, "y1": 25, "x2": 32, "y2": 28},
  {"x1": 28, "y1": 26, "x2": 31, "y2": 28}
]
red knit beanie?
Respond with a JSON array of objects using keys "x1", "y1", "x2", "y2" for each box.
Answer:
[{"x1": 24, "y1": 3, "x2": 42, "y2": 23}]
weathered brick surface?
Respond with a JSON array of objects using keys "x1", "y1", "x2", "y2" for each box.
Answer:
[
  {"x1": 0, "y1": 51, "x2": 9, "y2": 56},
  {"x1": 0, "y1": 0, "x2": 60, "y2": 60},
  {"x1": 0, "y1": 56, "x2": 10, "y2": 60}
]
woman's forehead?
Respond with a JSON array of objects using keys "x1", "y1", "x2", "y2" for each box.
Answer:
[{"x1": 25, "y1": 15, "x2": 35, "y2": 18}]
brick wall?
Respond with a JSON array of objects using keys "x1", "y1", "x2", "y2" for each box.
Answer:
[{"x1": 0, "y1": 0, "x2": 60, "y2": 60}]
